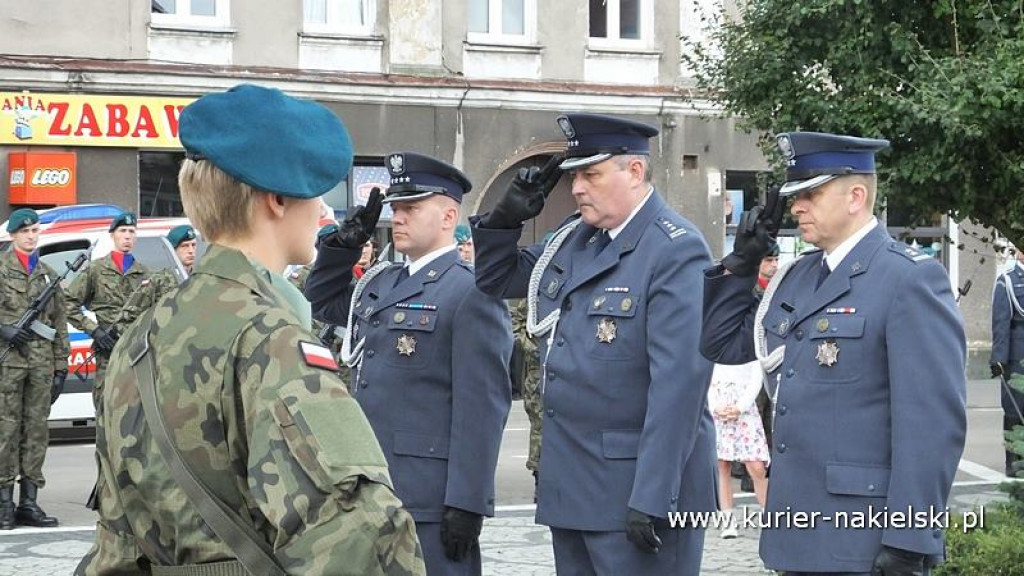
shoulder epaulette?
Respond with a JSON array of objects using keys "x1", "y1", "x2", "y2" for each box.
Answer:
[
  {"x1": 655, "y1": 215, "x2": 688, "y2": 240},
  {"x1": 889, "y1": 242, "x2": 931, "y2": 263}
]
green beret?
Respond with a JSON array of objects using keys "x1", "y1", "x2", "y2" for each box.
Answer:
[
  {"x1": 167, "y1": 224, "x2": 197, "y2": 248},
  {"x1": 766, "y1": 242, "x2": 781, "y2": 257},
  {"x1": 454, "y1": 224, "x2": 472, "y2": 244},
  {"x1": 179, "y1": 84, "x2": 354, "y2": 199},
  {"x1": 7, "y1": 208, "x2": 39, "y2": 233},
  {"x1": 317, "y1": 223, "x2": 339, "y2": 241},
  {"x1": 109, "y1": 211, "x2": 137, "y2": 232}
]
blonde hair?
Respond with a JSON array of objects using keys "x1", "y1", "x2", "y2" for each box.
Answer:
[{"x1": 178, "y1": 159, "x2": 260, "y2": 242}]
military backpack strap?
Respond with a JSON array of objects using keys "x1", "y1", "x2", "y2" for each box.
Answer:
[{"x1": 129, "y1": 309, "x2": 286, "y2": 576}]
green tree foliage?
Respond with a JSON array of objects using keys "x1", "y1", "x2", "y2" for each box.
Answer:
[{"x1": 685, "y1": 0, "x2": 1024, "y2": 247}]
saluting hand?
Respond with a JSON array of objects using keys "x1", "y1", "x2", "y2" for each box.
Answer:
[
  {"x1": 335, "y1": 187, "x2": 384, "y2": 248},
  {"x1": 481, "y1": 155, "x2": 563, "y2": 229},
  {"x1": 722, "y1": 186, "x2": 784, "y2": 277}
]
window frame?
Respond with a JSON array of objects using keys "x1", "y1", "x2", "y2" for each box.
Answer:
[
  {"x1": 303, "y1": 0, "x2": 377, "y2": 36},
  {"x1": 151, "y1": 0, "x2": 231, "y2": 28},
  {"x1": 587, "y1": 0, "x2": 653, "y2": 49},
  {"x1": 467, "y1": 0, "x2": 537, "y2": 45}
]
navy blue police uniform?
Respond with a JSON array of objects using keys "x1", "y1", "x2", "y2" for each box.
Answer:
[
  {"x1": 701, "y1": 132, "x2": 967, "y2": 575},
  {"x1": 304, "y1": 152, "x2": 512, "y2": 576},
  {"x1": 991, "y1": 260, "x2": 1024, "y2": 476},
  {"x1": 471, "y1": 114, "x2": 718, "y2": 576}
]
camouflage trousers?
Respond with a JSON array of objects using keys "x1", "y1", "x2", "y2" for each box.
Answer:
[
  {"x1": 522, "y1": 357, "x2": 543, "y2": 473},
  {"x1": 0, "y1": 365, "x2": 52, "y2": 487},
  {"x1": 91, "y1": 355, "x2": 108, "y2": 412}
]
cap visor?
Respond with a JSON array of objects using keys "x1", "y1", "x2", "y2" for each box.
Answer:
[
  {"x1": 382, "y1": 190, "x2": 437, "y2": 204},
  {"x1": 559, "y1": 153, "x2": 613, "y2": 170},
  {"x1": 779, "y1": 175, "x2": 838, "y2": 197}
]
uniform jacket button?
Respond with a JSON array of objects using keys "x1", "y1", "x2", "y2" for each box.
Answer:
[
  {"x1": 786, "y1": 368, "x2": 796, "y2": 378},
  {"x1": 372, "y1": 319, "x2": 380, "y2": 327},
  {"x1": 548, "y1": 371, "x2": 556, "y2": 380},
  {"x1": 564, "y1": 300, "x2": 573, "y2": 311},
  {"x1": 359, "y1": 380, "x2": 368, "y2": 389},
  {"x1": 777, "y1": 443, "x2": 787, "y2": 453},
  {"x1": 868, "y1": 484, "x2": 876, "y2": 491},
  {"x1": 546, "y1": 408, "x2": 555, "y2": 417},
  {"x1": 557, "y1": 338, "x2": 565, "y2": 347},
  {"x1": 778, "y1": 405, "x2": 787, "y2": 415},
  {"x1": 366, "y1": 349, "x2": 375, "y2": 358},
  {"x1": 794, "y1": 329, "x2": 804, "y2": 340}
]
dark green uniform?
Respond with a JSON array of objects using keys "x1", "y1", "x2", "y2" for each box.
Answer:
[
  {"x1": 0, "y1": 250, "x2": 70, "y2": 489},
  {"x1": 75, "y1": 246, "x2": 424, "y2": 575},
  {"x1": 64, "y1": 254, "x2": 150, "y2": 407},
  {"x1": 288, "y1": 265, "x2": 350, "y2": 387},
  {"x1": 509, "y1": 299, "x2": 542, "y2": 473}
]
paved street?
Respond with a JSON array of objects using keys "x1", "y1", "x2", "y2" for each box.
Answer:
[{"x1": 0, "y1": 378, "x2": 1017, "y2": 575}]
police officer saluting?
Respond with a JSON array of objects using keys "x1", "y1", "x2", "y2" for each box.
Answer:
[
  {"x1": 701, "y1": 132, "x2": 967, "y2": 575},
  {"x1": 0, "y1": 209, "x2": 69, "y2": 529},
  {"x1": 304, "y1": 152, "x2": 513, "y2": 576},
  {"x1": 471, "y1": 114, "x2": 718, "y2": 576}
]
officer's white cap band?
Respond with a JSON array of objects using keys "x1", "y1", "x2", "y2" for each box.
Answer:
[
  {"x1": 779, "y1": 174, "x2": 838, "y2": 196},
  {"x1": 559, "y1": 153, "x2": 613, "y2": 170}
]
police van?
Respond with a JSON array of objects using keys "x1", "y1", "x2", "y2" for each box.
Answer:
[{"x1": 0, "y1": 205, "x2": 197, "y2": 440}]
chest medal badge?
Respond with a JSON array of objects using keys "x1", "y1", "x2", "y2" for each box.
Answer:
[
  {"x1": 596, "y1": 317, "x2": 617, "y2": 343},
  {"x1": 396, "y1": 333, "x2": 417, "y2": 356},
  {"x1": 816, "y1": 339, "x2": 839, "y2": 366}
]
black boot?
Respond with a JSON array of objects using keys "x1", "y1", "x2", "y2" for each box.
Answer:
[
  {"x1": 0, "y1": 486, "x2": 14, "y2": 530},
  {"x1": 15, "y1": 480, "x2": 58, "y2": 528}
]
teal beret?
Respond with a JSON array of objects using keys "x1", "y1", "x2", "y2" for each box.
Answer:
[
  {"x1": 167, "y1": 224, "x2": 197, "y2": 248},
  {"x1": 7, "y1": 208, "x2": 39, "y2": 233},
  {"x1": 179, "y1": 84, "x2": 353, "y2": 199},
  {"x1": 454, "y1": 224, "x2": 472, "y2": 244},
  {"x1": 317, "y1": 223, "x2": 339, "y2": 240},
  {"x1": 109, "y1": 211, "x2": 137, "y2": 232}
]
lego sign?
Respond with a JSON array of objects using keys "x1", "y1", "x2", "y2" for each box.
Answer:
[
  {"x1": 8, "y1": 152, "x2": 77, "y2": 205},
  {"x1": 0, "y1": 91, "x2": 195, "y2": 148}
]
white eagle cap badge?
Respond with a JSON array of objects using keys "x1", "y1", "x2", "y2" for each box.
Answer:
[
  {"x1": 777, "y1": 134, "x2": 795, "y2": 161},
  {"x1": 388, "y1": 153, "x2": 405, "y2": 175},
  {"x1": 557, "y1": 116, "x2": 575, "y2": 139}
]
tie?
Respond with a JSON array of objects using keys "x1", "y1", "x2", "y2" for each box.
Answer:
[
  {"x1": 594, "y1": 231, "x2": 612, "y2": 255},
  {"x1": 816, "y1": 258, "x2": 831, "y2": 290},
  {"x1": 393, "y1": 266, "x2": 410, "y2": 288}
]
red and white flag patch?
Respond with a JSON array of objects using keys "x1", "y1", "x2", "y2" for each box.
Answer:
[{"x1": 299, "y1": 341, "x2": 340, "y2": 371}]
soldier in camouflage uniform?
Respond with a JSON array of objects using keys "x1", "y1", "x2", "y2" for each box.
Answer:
[
  {"x1": 0, "y1": 209, "x2": 69, "y2": 529},
  {"x1": 509, "y1": 299, "x2": 542, "y2": 491},
  {"x1": 75, "y1": 83, "x2": 424, "y2": 576},
  {"x1": 122, "y1": 224, "x2": 198, "y2": 319},
  {"x1": 65, "y1": 210, "x2": 150, "y2": 408}
]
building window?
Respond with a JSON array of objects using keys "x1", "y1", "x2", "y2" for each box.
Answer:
[
  {"x1": 304, "y1": 0, "x2": 375, "y2": 35},
  {"x1": 589, "y1": 0, "x2": 649, "y2": 45},
  {"x1": 151, "y1": 0, "x2": 230, "y2": 27},
  {"x1": 468, "y1": 0, "x2": 535, "y2": 43},
  {"x1": 139, "y1": 152, "x2": 186, "y2": 217}
]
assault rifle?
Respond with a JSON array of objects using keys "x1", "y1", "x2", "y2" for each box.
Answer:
[{"x1": 0, "y1": 250, "x2": 90, "y2": 364}]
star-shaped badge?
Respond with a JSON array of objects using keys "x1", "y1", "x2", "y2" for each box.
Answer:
[
  {"x1": 596, "y1": 317, "x2": 617, "y2": 343},
  {"x1": 397, "y1": 334, "x2": 417, "y2": 356},
  {"x1": 816, "y1": 340, "x2": 839, "y2": 367}
]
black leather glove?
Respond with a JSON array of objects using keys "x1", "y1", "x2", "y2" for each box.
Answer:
[
  {"x1": 90, "y1": 325, "x2": 118, "y2": 354},
  {"x1": 335, "y1": 187, "x2": 383, "y2": 248},
  {"x1": 480, "y1": 156, "x2": 562, "y2": 229},
  {"x1": 992, "y1": 362, "x2": 1006, "y2": 379},
  {"x1": 51, "y1": 370, "x2": 67, "y2": 405},
  {"x1": 0, "y1": 324, "x2": 30, "y2": 348},
  {"x1": 872, "y1": 545, "x2": 926, "y2": 576},
  {"x1": 722, "y1": 186, "x2": 785, "y2": 277},
  {"x1": 440, "y1": 506, "x2": 483, "y2": 562},
  {"x1": 625, "y1": 508, "x2": 662, "y2": 554}
]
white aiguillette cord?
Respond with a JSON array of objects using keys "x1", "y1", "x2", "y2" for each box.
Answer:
[{"x1": 340, "y1": 259, "x2": 393, "y2": 368}]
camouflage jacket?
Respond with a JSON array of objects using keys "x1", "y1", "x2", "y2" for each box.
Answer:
[
  {"x1": 0, "y1": 250, "x2": 70, "y2": 371},
  {"x1": 76, "y1": 245, "x2": 424, "y2": 576},
  {"x1": 64, "y1": 254, "x2": 150, "y2": 334},
  {"x1": 122, "y1": 267, "x2": 182, "y2": 320}
]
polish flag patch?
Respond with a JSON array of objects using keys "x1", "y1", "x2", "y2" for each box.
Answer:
[{"x1": 299, "y1": 341, "x2": 340, "y2": 371}]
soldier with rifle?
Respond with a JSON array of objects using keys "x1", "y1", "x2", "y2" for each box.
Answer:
[{"x1": 0, "y1": 209, "x2": 79, "y2": 529}]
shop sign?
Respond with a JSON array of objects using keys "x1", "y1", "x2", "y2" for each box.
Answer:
[
  {"x1": 0, "y1": 91, "x2": 195, "y2": 149},
  {"x1": 8, "y1": 151, "x2": 78, "y2": 205}
]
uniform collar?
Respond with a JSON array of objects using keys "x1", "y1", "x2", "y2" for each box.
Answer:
[
  {"x1": 824, "y1": 217, "x2": 878, "y2": 271},
  {"x1": 405, "y1": 244, "x2": 457, "y2": 277},
  {"x1": 608, "y1": 185, "x2": 654, "y2": 240},
  {"x1": 193, "y1": 244, "x2": 275, "y2": 301}
]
